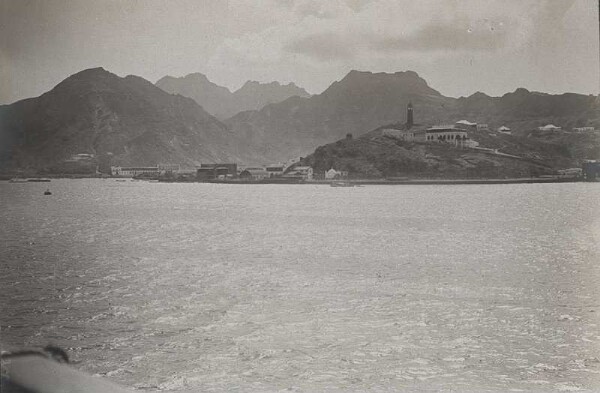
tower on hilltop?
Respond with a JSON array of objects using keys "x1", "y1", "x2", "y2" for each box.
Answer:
[{"x1": 406, "y1": 102, "x2": 414, "y2": 129}]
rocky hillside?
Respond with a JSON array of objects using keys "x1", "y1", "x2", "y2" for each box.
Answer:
[
  {"x1": 302, "y1": 134, "x2": 574, "y2": 180},
  {"x1": 0, "y1": 68, "x2": 256, "y2": 172},
  {"x1": 302, "y1": 123, "x2": 600, "y2": 179},
  {"x1": 226, "y1": 70, "x2": 599, "y2": 164},
  {"x1": 226, "y1": 70, "x2": 455, "y2": 163},
  {"x1": 155, "y1": 73, "x2": 310, "y2": 119}
]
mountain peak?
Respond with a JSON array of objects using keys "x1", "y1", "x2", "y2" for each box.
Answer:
[{"x1": 328, "y1": 69, "x2": 440, "y2": 97}]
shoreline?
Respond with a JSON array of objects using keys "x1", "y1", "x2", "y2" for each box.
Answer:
[
  {"x1": 1, "y1": 176, "x2": 589, "y2": 185},
  {"x1": 188, "y1": 177, "x2": 585, "y2": 185}
]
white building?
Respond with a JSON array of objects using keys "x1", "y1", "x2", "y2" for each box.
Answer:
[
  {"x1": 573, "y1": 127, "x2": 595, "y2": 133},
  {"x1": 265, "y1": 164, "x2": 285, "y2": 177},
  {"x1": 425, "y1": 126, "x2": 468, "y2": 144},
  {"x1": 538, "y1": 124, "x2": 562, "y2": 131},
  {"x1": 325, "y1": 168, "x2": 348, "y2": 179},
  {"x1": 455, "y1": 120, "x2": 477, "y2": 130},
  {"x1": 476, "y1": 124, "x2": 489, "y2": 131},
  {"x1": 111, "y1": 166, "x2": 160, "y2": 177},
  {"x1": 497, "y1": 126, "x2": 512, "y2": 134}
]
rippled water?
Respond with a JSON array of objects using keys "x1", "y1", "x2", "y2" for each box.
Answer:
[{"x1": 1, "y1": 179, "x2": 600, "y2": 392}]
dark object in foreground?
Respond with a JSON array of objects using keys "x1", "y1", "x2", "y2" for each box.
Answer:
[
  {"x1": 44, "y1": 189, "x2": 52, "y2": 195},
  {"x1": 1, "y1": 347, "x2": 132, "y2": 393}
]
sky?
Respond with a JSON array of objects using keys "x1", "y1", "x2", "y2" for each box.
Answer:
[{"x1": 0, "y1": 0, "x2": 599, "y2": 104}]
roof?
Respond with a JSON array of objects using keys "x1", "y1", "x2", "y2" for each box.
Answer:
[
  {"x1": 498, "y1": 126, "x2": 511, "y2": 130},
  {"x1": 456, "y1": 120, "x2": 476, "y2": 126},
  {"x1": 293, "y1": 166, "x2": 312, "y2": 170}
]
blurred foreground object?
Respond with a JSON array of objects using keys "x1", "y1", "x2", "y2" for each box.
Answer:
[{"x1": 1, "y1": 346, "x2": 132, "y2": 393}]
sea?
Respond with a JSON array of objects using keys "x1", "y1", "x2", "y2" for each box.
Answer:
[{"x1": 1, "y1": 179, "x2": 599, "y2": 392}]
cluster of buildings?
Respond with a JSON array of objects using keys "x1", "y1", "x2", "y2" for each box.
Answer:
[
  {"x1": 381, "y1": 103, "x2": 481, "y2": 148},
  {"x1": 110, "y1": 160, "x2": 318, "y2": 181},
  {"x1": 536, "y1": 124, "x2": 597, "y2": 133},
  {"x1": 384, "y1": 103, "x2": 597, "y2": 149}
]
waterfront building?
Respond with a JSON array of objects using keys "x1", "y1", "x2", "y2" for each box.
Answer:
[
  {"x1": 239, "y1": 167, "x2": 268, "y2": 180},
  {"x1": 325, "y1": 168, "x2": 348, "y2": 179},
  {"x1": 196, "y1": 163, "x2": 238, "y2": 180},
  {"x1": 158, "y1": 164, "x2": 181, "y2": 173},
  {"x1": 284, "y1": 166, "x2": 313, "y2": 180},
  {"x1": 476, "y1": 124, "x2": 489, "y2": 131},
  {"x1": 111, "y1": 166, "x2": 160, "y2": 177},
  {"x1": 498, "y1": 126, "x2": 512, "y2": 134},
  {"x1": 265, "y1": 164, "x2": 285, "y2": 177},
  {"x1": 198, "y1": 163, "x2": 238, "y2": 179},
  {"x1": 582, "y1": 160, "x2": 600, "y2": 181}
]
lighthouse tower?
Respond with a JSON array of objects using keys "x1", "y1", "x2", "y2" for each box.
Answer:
[{"x1": 406, "y1": 102, "x2": 414, "y2": 129}]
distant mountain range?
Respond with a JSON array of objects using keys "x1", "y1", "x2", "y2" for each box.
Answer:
[
  {"x1": 0, "y1": 67, "x2": 598, "y2": 173},
  {"x1": 0, "y1": 68, "x2": 259, "y2": 171},
  {"x1": 155, "y1": 73, "x2": 310, "y2": 120}
]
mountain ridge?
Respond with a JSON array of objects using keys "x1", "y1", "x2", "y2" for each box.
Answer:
[
  {"x1": 225, "y1": 69, "x2": 598, "y2": 163},
  {"x1": 0, "y1": 68, "x2": 258, "y2": 171},
  {"x1": 155, "y1": 72, "x2": 310, "y2": 119},
  {"x1": 1, "y1": 67, "x2": 598, "y2": 173}
]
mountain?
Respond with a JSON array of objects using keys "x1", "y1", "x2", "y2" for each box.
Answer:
[
  {"x1": 226, "y1": 70, "x2": 599, "y2": 163},
  {"x1": 225, "y1": 70, "x2": 456, "y2": 163},
  {"x1": 155, "y1": 73, "x2": 233, "y2": 119},
  {"x1": 2, "y1": 68, "x2": 597, "y2": 174},
  {"x1": 0, "y1": 68, "x2": 255, "y2": 172},
  {"x1": 155, "y1": 73, "x2": 310, "y2": 119}
]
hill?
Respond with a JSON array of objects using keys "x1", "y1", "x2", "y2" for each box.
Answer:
[
  {"x1": 226, "y1": 70, "x2": 599, "y2": 164},
  {"x1": 0, "y1": 68, "x2": 255, "y2": 172},
  {"x1": 155, "y1": 73, "x2": 310, "y2": 119},
  {"x1": 301, "y1": 126, "x2": 600, "y2": 180}
]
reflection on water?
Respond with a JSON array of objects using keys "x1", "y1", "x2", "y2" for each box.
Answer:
[{"x1": 1, "y1": 179, "x2": 599, "y2": 392}]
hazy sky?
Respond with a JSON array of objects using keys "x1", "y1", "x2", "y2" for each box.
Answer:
[{"x1": 1, "y1": 0, "x2": 599, "y2": 104}]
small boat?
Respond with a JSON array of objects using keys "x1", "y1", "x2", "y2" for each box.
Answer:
[
  {"x1": 330, "y1": 180, "x2": 354, "y2": 187},
  {"x1": 9, "y1": 178, "x2": 28, "y2": 183},
  {"x1": 44, "y1": 189, "x2": 52, "y2": 195},
  {"x1": 27, "y1": 178, "x2": 51, "y2": 182}
]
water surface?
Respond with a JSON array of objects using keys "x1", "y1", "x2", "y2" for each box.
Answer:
[{"x1": 1, "y1": 179, "x2": 599, "y2": 392}]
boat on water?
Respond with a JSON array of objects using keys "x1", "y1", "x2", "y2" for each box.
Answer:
[
  {"x1": 27, "y1": 178, "x2": 51, "y2": 182},
  {"x1": 330, "y1": 180, "x2": 354, "y2": 187},
  {"x1": 9, "y1": 178, "x2": 29, "y2": 183}
]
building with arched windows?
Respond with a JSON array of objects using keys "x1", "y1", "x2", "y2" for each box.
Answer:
[{"x1": 424, "y1": 126, "x2": 468, "y2": 144}]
